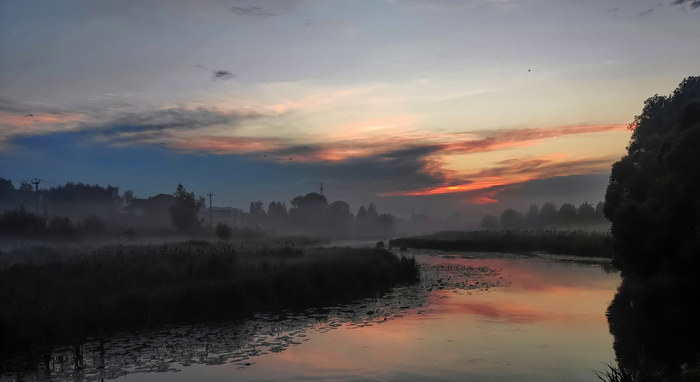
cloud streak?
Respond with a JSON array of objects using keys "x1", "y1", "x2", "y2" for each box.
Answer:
[
  {"x1": 231, "y1": 6, "x2": 275, "y2": 17},
  {"x1": 672, "y1": 0, "x2": 700, "y2": 9},
  {"x1": 212, "y1": 70, "x2": 235, "y2": 81}
]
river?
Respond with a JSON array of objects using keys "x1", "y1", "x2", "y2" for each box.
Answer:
[{"x1": 7, "y1": 250, "x2": 620, "y2": 382}]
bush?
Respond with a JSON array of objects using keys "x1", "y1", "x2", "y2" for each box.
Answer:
[
  {"x1": 48, "y1": 216, "x2": 74, "y2": 239},
  {"x1": 215, "y1": 223, "x2": 232, "y2": 241},
  {"x1": 0, "y1": 207, "x2": 46, "y2": 238},
  {"x1": 79, "y1": 214, "x2": 107, "y2": 237}
]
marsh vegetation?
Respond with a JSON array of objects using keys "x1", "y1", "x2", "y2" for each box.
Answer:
[
  {"x1": 0, "y1": 242, "x2": 418, "y2": 360},
  {"x1": 391, "y1": 229, "x2": 613, "y2": 258}
]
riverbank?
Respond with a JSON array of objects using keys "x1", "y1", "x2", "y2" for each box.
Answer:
[
  {"x1": 390, "y1": 230, "x2": 614, "y2": 258},
  {"x1": 0, "y1": 241, "x2": 418, "y2": 356}
]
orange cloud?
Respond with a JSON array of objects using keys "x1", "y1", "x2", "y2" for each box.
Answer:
[
  {"x1": 384, "y1": 155, "x2": 618, "y2": 199},
  {"x1": 0, "y1": 111, "x2": 86, "y2": 140}
]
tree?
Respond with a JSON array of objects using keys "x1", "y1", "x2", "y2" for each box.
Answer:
[
  {"x1": 480, "y1": 214, "x2": 500, "y2": 230},
  {"x1": 325, "y1": 200, "x2": 353, "y2": 230},
  {"x1": 249, "y1": 200, "x2": 267, "y2": 218},
  {"x1": 0, "y1": 207, "x2": 46, "y2": 237},
  {"x1": 557, "y1": 203, "x2": 577, "y2": 226},
  {"x1": 357, "y1": 206, "x2": 368, "y2": 220},
  {"x1": 595, "y1": 201, "x2": 605, "y2": 219},
  {"x1": 80, "y1": 214, "x2": 107, "y2": 236},
  {"x1": 525, "y1": 204, "x2": 540, "y2": 228},
  {"x1": 373, "y1": 213, "x2": 395, "y2": 233},
  {"x1": 215, "y1": 223, "x2": 232, "y2": 241},
  {"x1": 48, "y1": 216, "x2": 75, "y2": 239},
  {"x1": 367, "y1": 203, "x2": 378, "y2": 219},
  {"x1": 289, "y1": 192, "x2": 328, "y2": 228},
  {"x1": 169, "y1": 183, "x2": 205, "y2": 232},
  {"x1": 500, "y1": 209, "x2": 524, "y2": 230},
  {"x1": 123, "y1": 190, "x2": 135, "y2": 205},
  {"x1": 604, "y1": 76, "x2": 700, "y2": 278},
  {"x1": 0, "y1": 178, "x2": 15, "y2": 203},
  {"x1": 577, "y1": 201, "x2": 596, "y2": 224},
  {"x1": 267, "y1": 201, "x2": 288, "y2": 222},
  {"x1": 539, "y1": 202, "x2": 558, "y2": 227}
]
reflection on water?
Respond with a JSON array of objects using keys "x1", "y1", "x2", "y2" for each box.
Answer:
[
  {"x1": 2, "y1": 251, "x2": 621, "y2": 382},
  {"x1": 606, "y1": 276, "x2": 700, "y2": 379}
]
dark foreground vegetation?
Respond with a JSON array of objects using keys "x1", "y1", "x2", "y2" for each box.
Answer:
[
  {"x1": 391, "y1": 229, "x2": 613, "y2": 258},
  {"x1": 598, "y1": 76, "x2": 700, "y2": 381},
  {"x1": 0, "y1": 242, "x2": 418, "y2": 359}
]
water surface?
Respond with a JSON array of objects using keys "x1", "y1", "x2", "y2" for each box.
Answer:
[{"x1": 7, "y1": 250, "x2": 620, "y2": 382}]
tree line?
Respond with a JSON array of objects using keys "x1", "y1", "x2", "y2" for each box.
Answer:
[
  {"x1": 212, "y1": 191, "x2": 396, "y2": 239},
  {"x1": 479, "y1": 201, "x2": 607, "y2": 230}
]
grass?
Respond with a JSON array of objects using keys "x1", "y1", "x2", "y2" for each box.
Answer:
[
  {"x1": 594, "y1": 361, "x2": 700, "y2": 382},
  {"x1": 390, "y1": 229, "x2": 614, "y2": 258},
  {"x1": 0, "y1": 241, "x2": 418, "y2": 356}
]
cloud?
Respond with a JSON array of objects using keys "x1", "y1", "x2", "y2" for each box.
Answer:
[
  {"x1": 381, "y1": 154, "x2": 618, "y2": 201},
  {"x1": 1, "y1": 96, "x2": 627, "y2": 205},
  {"x1": 89, "y1": 108, "x2": 258, "y2": 146},
  {"x1": 637, "y1": 9, "x2": 654, "y2": 17},
  {"x1": 212, "y1": 70, "x2": 235, "y2": 81},
  {"x1": 231, "y1": 6, "x2": 275, "y2": 17},
  {"x1": 672, "y1": 0, "x2": 700, "y2": 9}
]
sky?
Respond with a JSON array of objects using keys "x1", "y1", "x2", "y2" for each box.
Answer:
[{"x1": 1, "y1": 0, "x2": 699, "y2": 218}]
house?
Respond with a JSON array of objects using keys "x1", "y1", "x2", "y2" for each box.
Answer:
[
  {"x1": 198, "y1": 206, "x2": 244, "y2": 227},
  {"x1": 123, "y1": 193, "x2": 176, "y2": 229}
]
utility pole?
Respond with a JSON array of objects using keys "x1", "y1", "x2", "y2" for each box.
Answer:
[
  {"x1": 207, "y1": 192, "x2": 213, "y2": 227},
  {"x1": 32, "y1": 178, "x2": 40, "y2": 215},
  {"x1": 319, "y1": 182, "x2": 324, "y2": 195}
]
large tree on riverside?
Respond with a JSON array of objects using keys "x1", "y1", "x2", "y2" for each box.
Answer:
[{"x1": 604, "y1": 76, "x2": 700, "y2": 278}]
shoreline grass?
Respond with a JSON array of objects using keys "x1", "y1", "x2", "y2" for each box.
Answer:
[
  {"x1": 0, "y1": 242, "x2": 418, "y2": 357},
  {"x1": 390, "y1": 229, "x2": 614, "y2": 258}
]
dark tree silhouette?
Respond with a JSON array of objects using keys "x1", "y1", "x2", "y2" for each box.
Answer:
[
  {"x1": 79, "y1": 214, "x2": 107, "y2": 236},
  {"x1": 48, "y1": 216, "x2": 75, "y2": 239},
  {"x1": 604, "y1": 76, "x2": 700, "y2": 278},
  {"x1": 500, "y1": 209, "x2": 524, "y2": 230},
  {"x1": 557, "y1": 203, "x2": 577, "y2": 226},
  {"x1": 539, "y1": 202, "x2": 558, "y2": 227},
  {"x1": 373, "y1": 213, "x2": 395, "y2": 233},
  {"x1": 289, "y1": 192, "x2": 328, "y2": 228},
  {"x1": 0, "y1": 178, "x2": 15, "y2": 203},
  {"x1": 325, "y1": 200, "x2": 353, "y2": 230},
  {"x1": 577, "y1": 201, "x2": 596, "y2": 224},
  {"x1": 267, "y1": 201, "x2": 288, "y2": 222},
  {"x1": 480, "y1": 214, "x2": 500, "y2": 230},
  {"x1": 367, "y1": 203, "x2": 378, "y2": 219},
  {"x1": 215, "y1": 222, "x2": 232, "y2": 241},
  {"x1": 595, "y1": 201, "x2": 605, "y2": 219},
  {"x1": 525, "y1": 204, "x2": 540, "y2": 228},
  {"x1": 123, "y1": 190, "x2": 135, "y2": 205},
  {"x1": 0, "y1": 207, "x2": 46, "y2": 237},
  {"x1": 249, "y1": 200, "x2": 266, "y2": 218},
  {"x1": 357, "y1": 206, "x2": 368, "y2": 220},
  {"x1": 169, "y1": 183, "x2": 205, "y2": 232}
]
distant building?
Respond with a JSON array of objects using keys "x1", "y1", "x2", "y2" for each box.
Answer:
[
  {"x1": 198, "y1": 206, "x2": 244, "y2": 227},
  {"x1": 123, "y1": 193, "x2": 176, "y2": 229}
]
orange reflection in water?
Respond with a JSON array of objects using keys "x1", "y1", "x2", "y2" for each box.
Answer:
[{"x1": 216, "y1": 255, "x2": 621, "y2": 382}]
